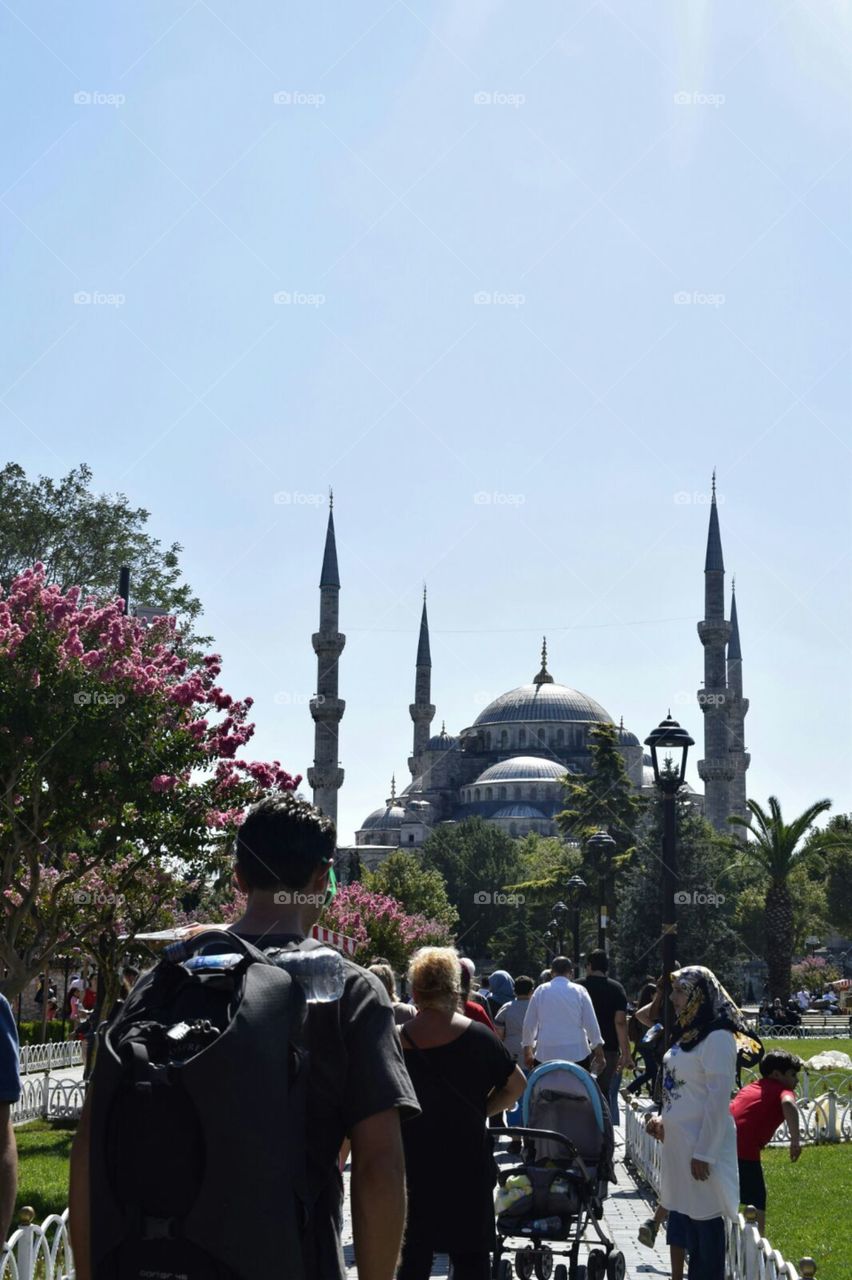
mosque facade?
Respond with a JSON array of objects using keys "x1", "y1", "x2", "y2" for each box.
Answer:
[{"x1": 308, "y1": 485, "x2": 748, "y2": 864}]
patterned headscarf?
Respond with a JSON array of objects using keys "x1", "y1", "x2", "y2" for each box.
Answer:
[{"x1": 670, "y1": 965, "x2": 762, "y2": 1061}]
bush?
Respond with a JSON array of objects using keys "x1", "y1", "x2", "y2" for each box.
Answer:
[{"x1": 16, "y1": 1021, "x2": 74, "y2": 1046}]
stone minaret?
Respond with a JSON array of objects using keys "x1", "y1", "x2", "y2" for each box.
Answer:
[
  {"x1": 726, "y1": 580, "x2": 750, "y2": 821},
  {"x1": 696, "y1": 475, "x2": 734, "y2": 831},
  {"x1": 408, "y1": 588, "x2": 435, "y2": 778},
  {"x1": 308, "y1": 495, "x2": 345, "y2": 829}
]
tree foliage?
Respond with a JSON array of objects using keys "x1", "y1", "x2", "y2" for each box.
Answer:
[
  {"x1": 420, "y1": 817, "x2": 523, "y2": 957},
  {"x1": 363, "y1": 850, "x2": 458, "y2": 929},
  {"x1": 0, "y1": 563, "x2": 298, "y2": 996},
  {"x1": 320, "y1": 883, "x2": 451, "y2": 973},
  {"x1": 0, "y1": 463, "x2": 208, "y2": 650}
]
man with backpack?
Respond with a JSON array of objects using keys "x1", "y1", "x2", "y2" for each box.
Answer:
[{"x1": 70, "y1": 793, "x2": 420, "y2": 1280}]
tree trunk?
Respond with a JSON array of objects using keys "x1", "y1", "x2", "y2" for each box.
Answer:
[{"x1": 765, "y1": 881, "x2": 793, "y2": 1000}]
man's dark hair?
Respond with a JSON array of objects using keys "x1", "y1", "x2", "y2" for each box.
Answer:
[
  {"x1": 514, "y1": 975, "x2": 534, "y2": 996},
  {"x1": 538, "y1": 968, "x2": 552, "y2": 984},
  {"x1": 551, "y1": 956, "x2": 573, "y2": 977},
  {"x1": 586, "y1": 949, "x2": 608, "y2": 972},
  {"x1": 759, "y1": 1050, "x2": 802, "y2": 1078},
  {"x1": 236, "y1": 793, "x2": 336, "y2": 890}
]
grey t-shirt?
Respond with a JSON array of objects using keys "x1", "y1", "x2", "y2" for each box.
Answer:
[{"x1": 494, "y1": 997, "x2": 531, "y2": 1062}]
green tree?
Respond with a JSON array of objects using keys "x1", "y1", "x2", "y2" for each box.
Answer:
[
  {"x1": 0, "y1": 463, "x2": 208, "y2": 648},
  {"x1": 364, "y1": 850, "x2": 458, "y2": 929},
  {"x1": 728, "y1": 797, "x2": 841, "y2": 1001},
  {"x1": 557, "y1": 722, "x2": 643, "y2": 939},
  {"x1": 616, "y1": 793, "x2": 747, "y2": 998},
  {"x1": 809, "y1": 814, "x2": 852, "y2": 937},
  {"x1": 421, "y1": 817, "x2": 522, "y2": 957}
]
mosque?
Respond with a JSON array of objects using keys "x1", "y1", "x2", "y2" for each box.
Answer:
[{"x1": 306, "y1": 482, "x2": 748, "y2": 866}]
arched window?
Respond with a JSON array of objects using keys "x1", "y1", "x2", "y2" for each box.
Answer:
[
  {"x1": 514, "y1": 786, "x2": 522, "y2": 800},
  {"x1": 500, "y1": 729, "x2": 508, "y2": 749},
  {"x1": 556, "y1": 729, "x2": 564, "y2": 746},
  {"x1": 485, "y1": 732, "x2": 492, "y2": 750},
  {"x1": 407, "y1": 833, "x2": 414, "y2": 843},
  {"x1": 530, "y1": 785, "x2": 538, "y2": 801},
  {"x1": 519, "y1": 729, "x2": 526, "y2": 747},
  {"x1": 485, "y1": 786, "x2": 493, "y2": 800},
  {"x1": 499, "y1": 786, "x2": 507, "y2": 800}
]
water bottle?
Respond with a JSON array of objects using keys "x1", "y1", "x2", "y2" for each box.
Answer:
[
  {"x1": 270, "y1": 946, "x2": 346, "y2": 1003},
  {"x1": 522, "y1": 1216, "x2": 562, "y2": 1235}
]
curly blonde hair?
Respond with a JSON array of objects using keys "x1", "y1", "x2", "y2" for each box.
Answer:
[{"x1": 407, "y1": 946, "x2": 462, "y2": 1012}]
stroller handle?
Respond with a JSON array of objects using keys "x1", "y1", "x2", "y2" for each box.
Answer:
[{"x1": 490, "y1": 1125, "x2": 579, "y2": 1161}]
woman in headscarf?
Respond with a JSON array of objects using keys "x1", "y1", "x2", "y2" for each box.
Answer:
[
  {"x1": 644, "y1": 966, "x2": 762, "y2": 1280},
  {"x1": 481, "y1": 970, "x2": 515, "y2": 1021}
]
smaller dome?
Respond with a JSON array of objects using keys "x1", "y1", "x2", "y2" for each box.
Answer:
[
  {"x1": 618, "y1": 728, "x2": 640, "y2": 747},
  {"x1": 474, "y1": 756, "x2": 569, "y2": 785},
  {"x1": 492, "y1": 804, "x2": 547, "y2": 820},
  {"x1": 427, "y1": 728, "x2": 458, "y2": 751},
  {"x1": 360, "y1": 804, "x2": 406, "y2": 831}
]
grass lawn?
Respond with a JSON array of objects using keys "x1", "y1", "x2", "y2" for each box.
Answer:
[
  {"x1": 762, "y1": 1144, "x2": 850, "y2": 1271},
  {"x1": 14, "y1": 1120, "x2": 75, "y2": 1223}
]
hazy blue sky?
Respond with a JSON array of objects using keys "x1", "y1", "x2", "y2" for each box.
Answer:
[{"x1": 2, "y1": 2, "x2": 850, "y2": 842}]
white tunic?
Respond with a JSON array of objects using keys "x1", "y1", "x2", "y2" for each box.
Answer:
[{"x1": 659, "y1": 1029, "x2": 739, "y2": 1221}]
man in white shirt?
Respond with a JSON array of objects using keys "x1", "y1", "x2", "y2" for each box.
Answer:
[
  {"x1": 796, "y1": 989, "x2": 810, "y2": 1012},
  {"x1": 521, "y1": 956, "x2": 606, "y2": 1072}
]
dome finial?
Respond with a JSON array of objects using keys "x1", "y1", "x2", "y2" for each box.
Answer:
[
  {"x1": 533, "y1": 635, "x2": 554, "y2": 686},
  {"x1": 441, "y1": 719, "x2": 446, "y2": 734},
  {"x1": 390, "y1": 773, "x2": 396, "y2": 803}
]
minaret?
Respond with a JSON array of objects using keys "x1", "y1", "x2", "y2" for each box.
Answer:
[
  {"x1": 726, "y1": 580, "x2": 750, "y2": 821},
  {"x1": 696, "y1": 473, "x2": 735, "y2": 831},
  {"x1": 533, "y1": 636, "x2": 554, "y2": 686},
  {"x1": 408, "y1": 587, "x2": 435, "y2": 777},
  {"x1": 308, "y1": 494, "x2": 345, "y2": 829}
]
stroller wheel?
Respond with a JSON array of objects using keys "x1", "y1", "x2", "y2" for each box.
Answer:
[
  {"x1": 495, "y1": 1259, "x2": 513, "y2": 1280},
  {"x1": 553, "y1": 1267, "x2": 568, "y2": 1280},
  {"x1": 569, "y1": 1266, "x2": 586, "y2": 1280},
  {"x1": 587, "y1": 1250, "x2": 607, "y2": 1280},
  {"x1": 515, "y1": 1247, "x2": 535, "y2": 1280},
  {"x1": 534, "y1": 1245, "x2": 553, "y2": 1280},
  {"x1": 605, "y1": 1253, "x2": 626, "y2": 1280}
]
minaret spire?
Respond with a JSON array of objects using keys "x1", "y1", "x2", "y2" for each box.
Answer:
[
  {"x1": 409, "y1": 586, "x2": 436, "y2": 776},
  {"x1": 533, "y1": 635, "x2": 554, "y2": 686},
  {"x1": 726, "y1": 579, "x2": 749, "y2": 820},
  {"x1": 696, "y1": 473, "x2": 734, "y2": 832},
  {"x1": 308, "y1": 497, "x2": 346, "y2": 829}
]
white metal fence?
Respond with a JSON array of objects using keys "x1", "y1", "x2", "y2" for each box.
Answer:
[
  {"x1": 18, "y1": 1042, "x2": 82, "y2": 1076},
  {"x1": 0, "y1": 1209, "x2": 74, "y2": 1279},
  {"x1": 12, "y1": 1077, "x2": 86, "y2": 1127},
  {"x1": 622, "y1": 1096, "x2": 828, "y2": 1280}
]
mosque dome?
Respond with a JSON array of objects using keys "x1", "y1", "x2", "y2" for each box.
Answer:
[
  {"x1": 359, "y1": 803, "x2": 406, "y2": 831},
  {"x1": 427, "y1": 723, "x2": 459, "y2": 751},
  {"x1": 470, "y1": 639, "x2": 612, "y2": 729},
  {"x1": 474, "y1": 756, "x2": 570, "y2": 785},
  {"x1": 491, "y1": 803, "x2": 547, "y2": 820}
]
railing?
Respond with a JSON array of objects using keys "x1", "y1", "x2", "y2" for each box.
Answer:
[
  {"x1": 623, "y1": 1096, "x2": 823, "y2": 1280},
  {"x1": 18, "y1": 1042, "x2": 82, "y2": 1076},
  {"x1": 0, "y1": 1208, "x2": 74, "y2": 1279},
  {"x1": 740, "y1": 1064, "x2": 851, "y2": 1104},
  {"x1": 12, "y1": 1078, "x2": 86, "y2": 1127}
]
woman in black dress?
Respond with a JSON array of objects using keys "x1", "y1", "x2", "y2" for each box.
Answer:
[{"x1": 398, "y1": 947, "x2": 526, "y2": 1280}]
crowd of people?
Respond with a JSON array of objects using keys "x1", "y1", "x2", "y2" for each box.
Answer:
[{"x1": 0, "y1": 792, "x2": 811, "y2": 1280}]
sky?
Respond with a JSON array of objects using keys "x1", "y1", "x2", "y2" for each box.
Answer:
[{"x1": 2, "y1": 1, "x2": 851, "y2": 843}]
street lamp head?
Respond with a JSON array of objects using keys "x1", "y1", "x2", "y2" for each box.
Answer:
[
  {"x1": 565, "y1": 874, "x2": 587, "y2": 905},
  {"x1": 586, "y1": 829, "x2": 616, "y2": 859},
  {"x1": 645, "y1": 712, "x2": 695, "y2": 789}
]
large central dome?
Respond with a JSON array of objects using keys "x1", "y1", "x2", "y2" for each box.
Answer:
[{"x1": 474, "y1": 681, "x2": 612, "y2": 727}]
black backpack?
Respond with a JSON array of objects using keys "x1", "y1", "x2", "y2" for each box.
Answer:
[{"x1": 88, "y1": 930, "x2": 314, "y2": 1280}]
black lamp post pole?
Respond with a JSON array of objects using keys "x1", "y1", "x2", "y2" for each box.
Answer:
[
  {"x1": 572, "y1": 903, "x2": 581, "y2": 970},
  {"x1": 661, "y1": 775, "x2": 678, "y2": 1053}
]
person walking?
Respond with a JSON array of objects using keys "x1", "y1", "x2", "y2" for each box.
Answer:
[
  {"x1": 580, "y1": 950, "x2": 634, "y2": 1105},
  {"x1": 460, "y1": 958, "x2": 496, "y2": 1029},
  {"x1": 494, "y1": 975, "x2": 535, "y2": 1152},
  {"x1": 369, "y1": 963, "x2": 418, "y2": 1026},
  {"x1": 521, "y1": 956, "x2": 605, "y2": 1073},
  {"x1": 644, "y1": 965, "x2": 762, "y2": 1280},
  {"x1": 398, "y1": 947, "x2": 526, "y2": 1280}
]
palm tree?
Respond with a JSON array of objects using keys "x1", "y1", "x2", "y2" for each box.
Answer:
[{"x1": 729, "y1": 797, "x2": 835, "y2": 1000}]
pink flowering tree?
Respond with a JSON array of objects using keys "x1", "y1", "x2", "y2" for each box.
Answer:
[
  {"x1": 321, "y1": 883, "x2": 452, "y2": 974},
  {"x1": 790, "y1": 955, "x2": 841, "y2": 995},
  {"x1": 0, "y1": 564, "x2": 300, "y2": 999}
]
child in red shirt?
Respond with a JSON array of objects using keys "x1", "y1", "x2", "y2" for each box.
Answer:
[{"x1": 730, "y1": 1049, "x2": 802, "y2": 1235}]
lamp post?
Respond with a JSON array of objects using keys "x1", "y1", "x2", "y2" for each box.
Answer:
[
  {"x1": 586, "y1": 828, "x2": 616, "y2": 951},
  {"x1": 645, "y1": 712, "x2": 694, "y2": 1052},
  {"x1": 550, "y1": 903, "x2": 569, "y2": 957},
  {"x1": 564, "y1": 874, "x2": 587, "y2": 970}
]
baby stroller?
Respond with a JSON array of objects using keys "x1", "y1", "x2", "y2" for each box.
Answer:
[{"x1": 491, "y1": 1063, "x2": 625, "y2": 1280}]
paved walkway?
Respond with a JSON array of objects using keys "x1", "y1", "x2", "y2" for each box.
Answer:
[{"x1": 341, "y1": 1126, "x2": 671, "y2": 1279}]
